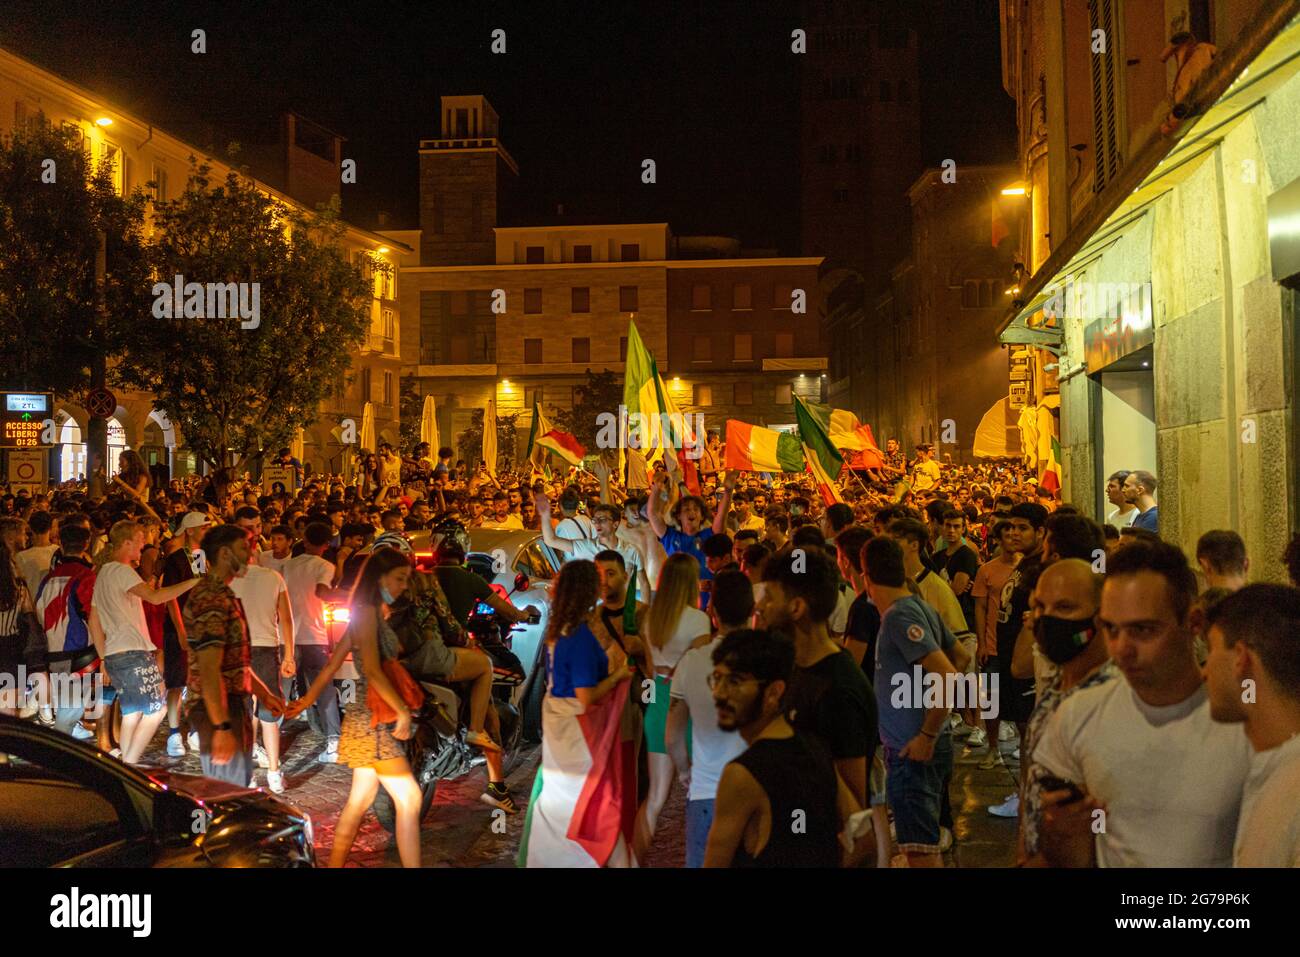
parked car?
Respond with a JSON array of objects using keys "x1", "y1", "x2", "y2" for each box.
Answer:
[{"x1": 0, "y1": 716, "x2": 315, "y2": 868}]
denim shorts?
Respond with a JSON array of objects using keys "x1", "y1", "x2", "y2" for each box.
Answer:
[
  {"x1": 685, "y1": 799, "x2": 715, "y2": 868},
  {"x1": 884, "y1": 732, "x2": 953, "y2": 853},
  {"x1": 103, "y1": 650, "x2": 165, "y2": 716}
]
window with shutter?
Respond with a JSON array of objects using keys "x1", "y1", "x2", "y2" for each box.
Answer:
[{"x1": 1088, "y1": 0, "x2": 1124, "y2": 192}]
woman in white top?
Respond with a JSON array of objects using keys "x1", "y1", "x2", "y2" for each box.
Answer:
[
  {"x1": 635, "y1": 553, "x2": 711, "y2": 860},
  {"x1": 89, "y1": 520, "x2": 197, "y2": 764}
]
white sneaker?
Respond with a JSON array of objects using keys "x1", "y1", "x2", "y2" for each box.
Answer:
[
  {"x1": 109, "y1": 747, "x2": 122, "y2": 760},
  {"x1": 187, "y1": 731, "x2": 200, "y2": 752},
  {"x1": 1011, "y1": 747, "x2": 1021, "y2": 761},
  {"x1": 966, "y1": 728, "x2": 988, "y2": 749},
  {"x1": 266, "y1": 770, "x2": 286, "y2": 794},
  {"x1": 38, "y1": 706, "x2": 56, "y2": 726},
  {"x1": 166, "y1": 732, "x2": 185, "y2": 757},
  {"x1": 998, "y1": 723, "x2": 1017, "y2": 742},
  {"x1": 71, "y1": 723, "x2": 96, "y2": 741},
  {"x1": 978, "y1": 749, "x2": 1003, "y2": 771},
  {"x1": 988, "y1": 794, "x2": 1020, "y2": 818},
  {"x1": 253, "y1": 743, "x2": 270, "y2": 769},
  {"x1": 317, "y1": 737, "x2": 340, "y2": 764}
]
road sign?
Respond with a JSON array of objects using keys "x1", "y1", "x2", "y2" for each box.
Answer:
[
  {"x1": 86, "y1": 387, "x2": 117, "y2": 419},
  {"x1": 7, "y1": 449, "x2": 48, "y2": 494},
  {"x1": 2, "y1": 392, "x2": 53, "y2": 448},
  {"x1": 262, "y1": 465, "x2": 298, "y2": 493}
]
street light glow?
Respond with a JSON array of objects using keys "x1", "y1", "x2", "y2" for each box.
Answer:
[
  {"x1": 1000, "y1": 184, "x2": 1027, "y2": 195},
  {"x1": 95, "y1": 117, "x2": 112, "y2": 127}
]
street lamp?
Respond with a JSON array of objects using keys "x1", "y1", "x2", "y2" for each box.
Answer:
[
  {"x1": 95, "y1": 117, "x2": 113, "y2": 127},
  {"x1": 1000, "y1": 182, "x2": 1027, "y2": 196}
]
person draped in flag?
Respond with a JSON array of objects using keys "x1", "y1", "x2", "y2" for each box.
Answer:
[{"x1": 520, "y1": 560, "x2": 638, "y2": 868}]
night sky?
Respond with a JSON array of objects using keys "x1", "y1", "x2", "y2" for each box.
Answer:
[{"x1": 1, "y1": 0, "x2": 1014, "y2": 253}]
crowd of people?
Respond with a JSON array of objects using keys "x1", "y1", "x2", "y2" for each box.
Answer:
[{"x1": 2, "y1": 435, "x2": 1298, "y2": 868}]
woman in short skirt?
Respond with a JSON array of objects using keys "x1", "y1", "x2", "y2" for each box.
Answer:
[{"x1": 288, "y1": 546, "x2": 425, "y2": 867}]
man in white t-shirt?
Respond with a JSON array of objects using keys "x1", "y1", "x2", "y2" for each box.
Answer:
[
  {"x1": 1103, "y1": 470, "x2": 1138, "y2": 528},
  {"x1": 553, "y1": 487, "x2": 594, "y2": 541},
  {"x1": 279, "y1": 522, "x2": 347, "y2": 763},
  {"x1": 537, "y1": 496, "x2": 650, "y2": 600},
  {"x1": 258, "y1": 523, "x2": 295, "y2": 576},
  {"x1": 1203, "y1": 584, "x2": 1300, "y2": 867},
  {"x1": 89, "y1": 522, "x2": 198, "y2": 765},
  {"x1": 667, "y1": 568, "x2": 749, "y2": 867},
  {"x1": 1035, "y1": 540, "x2": 1252, "y2": 867},
  {"x1": 17, "y1": 510, "x2": 58, "y2": 601},
  {"x1": 230, "y1": 562, "x2": 294, "y2": 793}
]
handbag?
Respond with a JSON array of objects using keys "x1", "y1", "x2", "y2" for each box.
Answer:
[{"x1": 367, "y1": 657, "x2": 425, "y2": 727}]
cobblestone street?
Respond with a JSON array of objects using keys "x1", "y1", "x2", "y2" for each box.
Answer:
[{"x1": 151, "y1": 716, "x2": 1020, "y2": 867}]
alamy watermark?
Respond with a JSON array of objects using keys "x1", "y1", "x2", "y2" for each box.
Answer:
[
  {"x1": 1041, "y1": 279, "x2": 1151, "y2": 323},
  {"x1": 889, "y1": 666, "x2": 999, "y2": 719},
  {"x1": 151, "y1": 274, "x2": 260, "y2": 328},
  {"x1": 1, "y1": 666, "x2": 105, "y2": 717},
  {"x1": 594, "y1": 404, "x2": 706, "y2": 459}
]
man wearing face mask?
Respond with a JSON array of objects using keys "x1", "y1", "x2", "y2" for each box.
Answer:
[{"x1": 1017, "y1": 559, "x2": 1115, "y2": 866}]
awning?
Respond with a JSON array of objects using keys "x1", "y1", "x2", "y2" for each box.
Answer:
[
  {"x1": 972, "y1": 396, "x2": 1022, "y2": 459},
  {"x1": 1000, "y1": 4, "x2": 1300, "y2": 348}
]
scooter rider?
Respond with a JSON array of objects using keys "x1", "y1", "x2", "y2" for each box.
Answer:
[
  {"x1": 427, "y1": 521, "x2": 541, "y2": 630},
  {"x1": 374, "y1": 533, "x2": 518, "y2": 812}
]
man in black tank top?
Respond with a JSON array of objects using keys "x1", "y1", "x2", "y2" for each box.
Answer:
[{"x1": 704, "y1": 628, "x2": 855, "y2": 867}]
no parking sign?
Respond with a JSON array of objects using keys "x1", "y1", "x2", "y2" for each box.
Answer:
[{"x1": 6, "y1": 449, "x2": 48, "y2": 495}]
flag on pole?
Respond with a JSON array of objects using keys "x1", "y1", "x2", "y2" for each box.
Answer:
[
  {"x1": 527, "y1": 399, "x2": 587, "y2": 468},
  {"x1": 482, "y1": 396, "x2": 498, "y2": 478},
  {"x1": 802, "y1": 441, "x2": 844, "y2": 505},
  {"x1": 623, "y1": 320, "x2": 689, "y2": 465},
  {"x1": 725, "y1": 419, "x2": 805, "y2": 474},
  {"x1": 1037, "y1": 403, "x2": 1062, "y2": 493},
  {"x1": 793, "y1": 395, "x2": 845, "y2": 476}
]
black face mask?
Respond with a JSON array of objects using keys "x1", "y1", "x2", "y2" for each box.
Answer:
[{"x1": 1034, "y1": 614, "x2": 1096, "y2": 664}]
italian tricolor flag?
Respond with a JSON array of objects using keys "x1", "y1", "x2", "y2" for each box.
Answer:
[
  {"x1": 793, "y1": 396, "x2": 845, "y2": 505},
  {"x1": 725, "y1": 419, "x2": 805, "y2": 473},
  {"x1": 623, "y1": 319, "x2": 701, "y2": 493},
  {"x1": 527, "y1": 399, "x2": 586, "y2": 468},
  {"x1": 1036, "y1": 398, "x2": 1062, "y2": 493}
]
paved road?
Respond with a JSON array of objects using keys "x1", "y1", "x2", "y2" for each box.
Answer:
[{"x1": 152, "y1": 718, "x2": 1021, "y2": 867}]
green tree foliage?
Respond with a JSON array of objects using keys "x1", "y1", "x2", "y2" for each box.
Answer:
[
  {"x1": 556, "y1": 369, "x2": 621, "y2": 454},
  {"x1": 398, "y1": 376, "x2": 423, "y2": 450},
  {"x1": 457, "y1": 408, "x2": 520, "y2": 472},
  {"x1": 115, "y1": 160, "x2": 374, "y2": 470},
  {"x1": 0, "y1": 121, "x2": 150, "y2": 392}
]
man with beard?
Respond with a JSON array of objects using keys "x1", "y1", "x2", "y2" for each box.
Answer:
[
  {"x1": 704, "y1": 628, "x2": 855, "y2": 867},
  {"x1": 1018, "y1": 559, "x2": 1116, "y2": 865},
  {"x1": 756, "y1": 548, "x2": 876, "y2": 810},
  {"x1": 184, "y1": 525, "x2": 286, "y2": 786}
]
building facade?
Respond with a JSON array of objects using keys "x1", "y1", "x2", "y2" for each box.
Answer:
[
  {"x1": 998, "y1": 0, "x2": 1300, "y2": 580},
  {"x1": 801, "y1": 0, "x2": 922, "y2": 420},
  {"x1": 392, "y1": 97, "x2": 825, "y2": 467},
  {"x1": 0, "y1": 46, "x2": 403, "y2": 480}
]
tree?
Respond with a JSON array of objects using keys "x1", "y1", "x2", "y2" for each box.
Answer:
[
  {"x1": 457, "y1": 408, "x2": 521, "y2": 472},
  {"x1": 0, "y1": 121, "x2": 151, "y2": 392},
  {"x1": 398, "y1": 376, "x2": 422, "y2": 451},
  {"x1": 115, "y1": 159, "x2": 374, "y2": 471},
  {"x1": 556, "y1": 369, "x2": 622, "y2": 454}
]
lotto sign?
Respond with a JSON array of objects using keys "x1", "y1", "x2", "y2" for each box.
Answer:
[
  {"x1": 2, "y1": 392, "x2": 53, "y2": 448},
  {"x1": 7, "y1": 449, "x2": 48, "y2": 494}
]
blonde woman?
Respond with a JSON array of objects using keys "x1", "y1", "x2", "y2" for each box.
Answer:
[
  {"x1": 635, "y1": 552, "x2": 712, "y2": 860},
  {"x1": 87, "y1": 521, "x2": 198, "y2": 764}
]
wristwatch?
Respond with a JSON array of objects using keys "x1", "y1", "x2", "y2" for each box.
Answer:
[{"x1": 212, "y1": 721, "x2": 232, "y2": 732}]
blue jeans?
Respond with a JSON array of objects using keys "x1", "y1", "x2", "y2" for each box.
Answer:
[
  {"x1": 296, "y1": 645, "x2": 340, "y2": 738},
  {"x1": 685, "y1": 799, "x2": 715, "y2": 868},
  {"x1": 884, "y1": 732, "x2": 954, "y2": 853}
]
